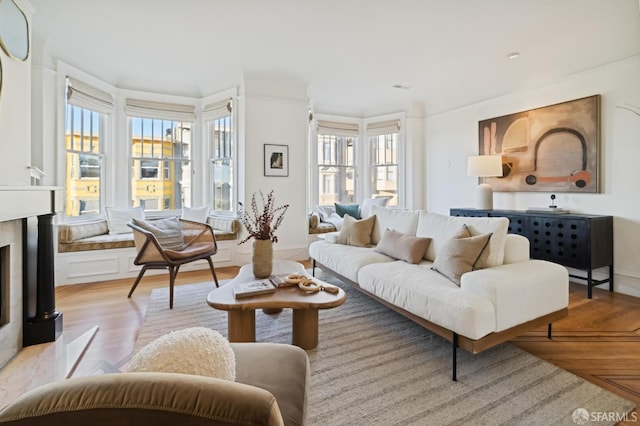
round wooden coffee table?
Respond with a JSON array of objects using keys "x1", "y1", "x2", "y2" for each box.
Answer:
[{"x1": 207, "y1": 260, "x2": 346, "y2": 349}]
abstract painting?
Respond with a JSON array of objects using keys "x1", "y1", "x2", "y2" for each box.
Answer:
[{"x1": 478, "y1": 95, "x2": 600, "y2": 193}]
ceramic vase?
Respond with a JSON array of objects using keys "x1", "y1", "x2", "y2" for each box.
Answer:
[{"x1": 252, "y1": 239, "x2": 273, "y2": 278}]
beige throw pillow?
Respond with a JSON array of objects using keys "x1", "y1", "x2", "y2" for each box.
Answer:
[
  {"x1": 375, "y1": 229, "x2": 431, "y2": 264},
  {"x1": 337, "y1": 214, "x2": 376, "y2": 247},
  {"x1": 432, "y1": 230, "x2": 492, "y2": 285}
]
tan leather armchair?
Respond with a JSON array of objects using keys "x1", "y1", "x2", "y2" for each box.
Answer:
[
  {"x1": 0, "y1": 343, "x2": 309, "y2": 426},
  {"x1": 128, "y1": 218, "x2": 220, "y2": 308}
]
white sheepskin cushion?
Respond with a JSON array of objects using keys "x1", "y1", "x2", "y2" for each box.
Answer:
[{"x1": 127, "y1": 327, "x2": 236, "y2": 381}]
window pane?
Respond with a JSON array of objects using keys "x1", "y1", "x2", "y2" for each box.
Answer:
[
  {"x1": 65, "y1": 104, "x2": 102, "y2": 217},
  {"x1": 130, "y1": 117, "x2": 192, "y2": 211},
  {"x1": 317, "y1": 134, "x2": 356, "y2": 204},
  {"x1": 210, "y1": 115, "x2": 234, "y2": 213},
  {"x1": 140, "y1": 159, "x2": 159, "y2": 179},
  {"x1": 79, "y1": 154, "x2": 101, "y2": 178},
  {"x1": 370, "y1": 134, "x2": 398, "y2": 206},
  {"x1": 318, "y1": 166, "x2": 355, "y2": 205}
]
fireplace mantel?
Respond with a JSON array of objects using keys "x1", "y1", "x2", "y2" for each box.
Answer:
[{"x1": 0, "y1": 186, "x2": 63, "y2": 222}]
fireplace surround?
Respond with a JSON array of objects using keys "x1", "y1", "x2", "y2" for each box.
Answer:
[{"x1": 0, "y1": 187, "x2": 62, "y2": 370}]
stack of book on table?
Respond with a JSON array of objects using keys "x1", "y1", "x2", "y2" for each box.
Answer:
[{"x1": 234, "y1": 280, "x2": 276, "y2": 298}]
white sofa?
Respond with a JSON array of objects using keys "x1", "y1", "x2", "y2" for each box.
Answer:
[{"x1": 308, "y1": 206, "x2": 569, "y2": 380}]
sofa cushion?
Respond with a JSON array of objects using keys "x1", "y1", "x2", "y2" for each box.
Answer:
[
  {"x1": 369, "y1": 205, "x2": 420, "y2": 245},
  {"x1": 375, "y1": 229, "x2": 431, "y2": 264},
  {"x1": 132, "y1": 217, "x2": 185, "y2": 250},
  {"x1": 432, "y1": 232, "x2": 492, "y2": 285},
  {"x1": 461, "y1": 260, "x2": 569, "y2": 332},
  {"x1": 337, "y1": 214, "x2": 376, "y2": 247},
  {"x1": 106, "y1": 206, "x2": 144, "y2": 234},
  {"x1": 309, "y1": 240, "x2": 395, "y2": 282},
  {"x1": 357, "y1": 261, "x2": 496, "y2": 340},
  {"x1": 335, "y1": 203, "x2": 360, "y2": 219},
  {"x1": 127, "y1": 327, "x2": 236, "y2": 381},
  {"x1": 416, "y1": 212, "x2": 508, "y2": 267}
]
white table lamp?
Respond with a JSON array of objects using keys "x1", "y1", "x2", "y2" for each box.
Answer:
[{"x1": 467, "y1": 155, "x2": 503, "y2": 210}]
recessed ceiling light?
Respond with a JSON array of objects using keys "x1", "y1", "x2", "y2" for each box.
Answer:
[
  {"x1": 507, "y1": 52, "x2": 520, "y2": 60},
  {"x1": 392, "y1": 84, "x2": 410, "y2": 90}
]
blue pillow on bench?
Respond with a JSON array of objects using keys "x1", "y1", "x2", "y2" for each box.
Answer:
[{"x1": 334, "y1": 203, "x2": 360, "y2": 220}]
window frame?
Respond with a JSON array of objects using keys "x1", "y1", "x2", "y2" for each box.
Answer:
[
  {"x1": 63, "y1": 103, "x2": 108, "y2": 218},
  {"x1": 363, "y1": 115, "x2": 405, "y2": 208},
  {"x1": 205, "y1": 98, "x2": 236, "y2": 217},
  {"x1": 127, "y1": 115, "x2": 195, "y2": 213}
]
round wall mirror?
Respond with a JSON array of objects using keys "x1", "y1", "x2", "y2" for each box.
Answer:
[{"x1": 0, "y1": 0, "x2": 30, "y2": 61}]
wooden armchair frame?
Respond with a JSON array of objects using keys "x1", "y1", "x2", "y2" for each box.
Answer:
[{"x1": 128, "y1": 219, "x2": 219, "y2": 308}]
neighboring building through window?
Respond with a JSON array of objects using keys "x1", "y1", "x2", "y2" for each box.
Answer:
[
  {"x1": 126, "y1": 98, "x2": 196, "y2": 212},
  {"x1": 316, "y1": 120, "x2": 359, "y2": 205},
  {"x1": 64, "y1": 77, "x2": 113, "y2": 217},
  {"x1": 206, "y1": 99, "x2": 234, "y2": 213}
]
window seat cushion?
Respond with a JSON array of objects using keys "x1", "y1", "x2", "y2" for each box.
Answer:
[{"x1": 58, "y1": 216, "x2": 240, "y2": 253}]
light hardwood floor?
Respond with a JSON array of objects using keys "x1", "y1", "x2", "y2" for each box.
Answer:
[{"x1": 54, "y1": 264, "x2": 640, "y2": 422}]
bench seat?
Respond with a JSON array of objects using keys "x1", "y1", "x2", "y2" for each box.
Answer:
[{"x1": 58, "y1": 216, "x2": 239, "y2": 253}]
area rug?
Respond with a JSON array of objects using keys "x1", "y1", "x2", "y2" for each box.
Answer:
[{"x1": 135, "y1": 270, "x2": 635, "y2": 426}]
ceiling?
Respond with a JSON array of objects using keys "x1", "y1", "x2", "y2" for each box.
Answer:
[{"x1": 28, "y1": 0, "x2": 640, "y2": 117}]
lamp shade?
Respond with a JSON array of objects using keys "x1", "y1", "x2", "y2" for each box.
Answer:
[{"x1": 467, "y1": 155, "x2": 503, "y2": 177}]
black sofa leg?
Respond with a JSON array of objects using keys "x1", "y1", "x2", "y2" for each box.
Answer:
[
  {"x1": 548, "y1": 323, "x2": 552, "y2": 339},
  {"x1": 312, "y1": 259, "x2": 316, "y2": 277},
  {"x1": 452, "y1": 332, "x2": 458, "y2": 381}
]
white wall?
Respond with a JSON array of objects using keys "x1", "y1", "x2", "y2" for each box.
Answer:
[
  {"x1": 237, "y1": 72, "x2": 310, "y2": 263},
  {"x1": 425, "y1": 56, "x2": 640, "y2": 297},
  {"x1": 0, "y1": 0, "x2": 32, "y2": 186}
]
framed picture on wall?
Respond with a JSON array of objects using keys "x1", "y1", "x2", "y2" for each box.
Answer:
[
  {"x1": 478, "y1": 94, "x2": 600, "y2": 193},
  {"x1": 264, "y1": 144, "x2": 288, "y2": 177}
]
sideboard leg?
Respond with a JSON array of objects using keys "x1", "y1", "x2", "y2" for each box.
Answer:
[
  {"x1": 609, "y1": 264, "x2": 614, "y2": 292},
  {"x1": 548, "y1": 323, "x2": 552, "y2": 339}
]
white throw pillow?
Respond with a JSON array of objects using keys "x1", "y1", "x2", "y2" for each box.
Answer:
[
  {"x1": 369, "y1": 205, "x2": 420, "y2": 245},
  {"x1": 181, "y1": 205, "x2": 209, "y2": 223},
  {"x1": 313, "y1": 205, "x2": 336, "y2": 222},
  {"x1": 106, "y1": 206, "x2": 144, "y2": 234},
  {"x1": 127, "y1": 327, "x2": 236, "y2": 381},
  {"x1": 360, "y1": 197, "x2": 390, "y2": 218},
  {"x1": 416, "y1": 211, "x2": 509, "y2": 267}
]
